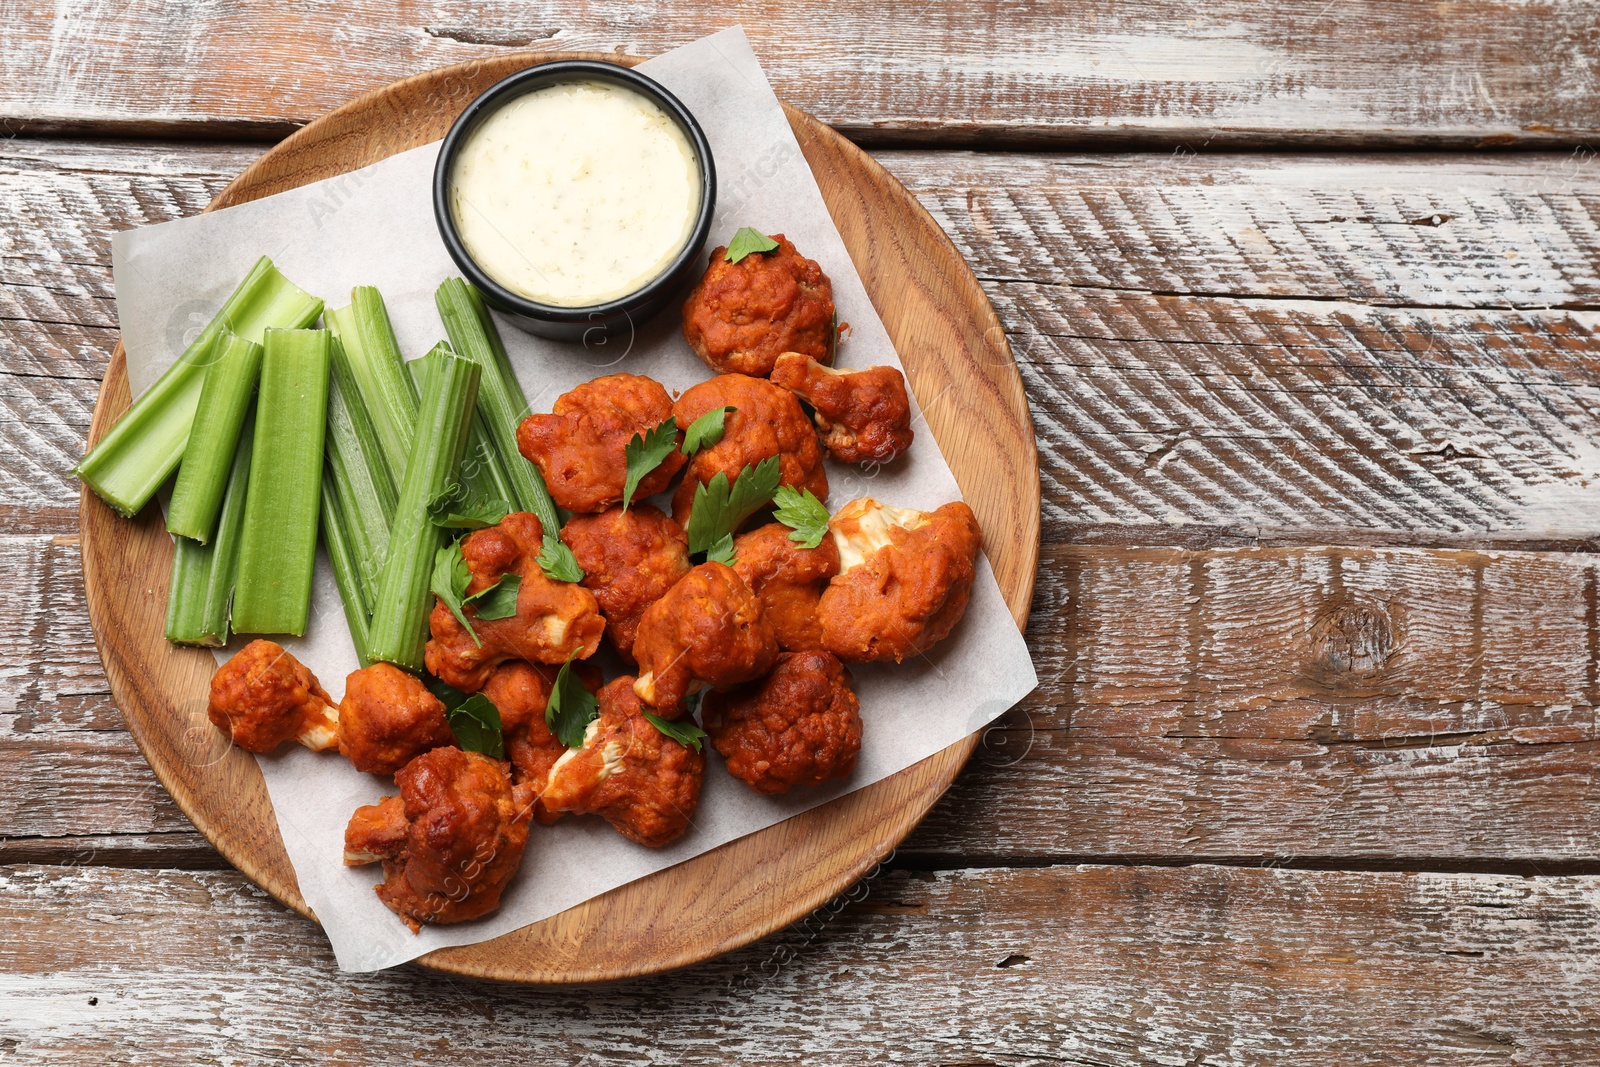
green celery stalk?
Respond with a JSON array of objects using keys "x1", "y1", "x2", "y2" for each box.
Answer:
[
  {"x1": 232, "y1": 329, "x2": 331, "y2": 636},
  {"x1": 327, "y1": 336, "x2": 395, "y2": 595},
  {"x1": 165, "y1": 411, "x2": 254, "y2": 646},
  {"x1": 326, "y1": 286, "x2": 418, "y2": 483},
  {"x1": 434, "y1": 279, "x2": 559, "y2": 533},
  {"x1": 367, "y1": 348, "x2": 481, "y2": 671},
  {"x1": 166, "y1": 332, "x2": 263, "y2": 542},
  {"x1": 76, "y1": 257, "x2": 322, "y2": 517},
  {"x1": 406, "y1": 346, "x2": 518, "y2": 511},
  {"x1": 320, "y1": 479, "x2": 373, "y2": 667}
]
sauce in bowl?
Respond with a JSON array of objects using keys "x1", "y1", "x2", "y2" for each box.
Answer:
[{"x1": 448, "y1": 79, "x2": 703, "y2": 308}]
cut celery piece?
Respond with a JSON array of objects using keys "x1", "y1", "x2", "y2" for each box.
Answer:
[
  {"x1": 76, "y1": 257, "x2": 322, "y2": 517},
  {"x1": 166, "y1": 332, "x2": 263, "y2": 542},
  {"x1": 327, "y1": 336, "x2": 395, "y2": 597},
  {"x1": 326, "y1": 287, "x2": 417, "y2": 484},
  {"x1": 405, "y1": 347, "x2": 517, "y2": 513},
  {"x1": 165, "y1": 410, "x2": 254, "y2": 646},
  {"x1": 320, "y1": 479, "x2": 373, "y2": 667},
  {"x1": 232, "y1": 329, "x2": 331, "y2": 636}
]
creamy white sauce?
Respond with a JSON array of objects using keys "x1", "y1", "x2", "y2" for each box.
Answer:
[{"x1": 450, "y1": 79, "x2": 701, "y2": 307}]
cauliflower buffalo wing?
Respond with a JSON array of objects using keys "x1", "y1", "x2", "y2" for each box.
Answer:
[
  {"x1": 682, "y1": 233, "x2": 835, "y2": 378},
  {"x1": 542, "y1": 676, "x2": 705, "y2": 847},
  {"x1": 817, "y1": 498, "x2": 982, "y2": 663},
  {"x1": 561, "y1": 505, "x2": 691, "y2": 662},
  {"x1": 770, "y1": 353, "x2": 913, "y2": 466},
  {"x1": 632, "y1": 562, "x2": 779, "y2": 715},
  {"x1": 425, "y1": 512, "x2": 605, "y2": 692},
  {"x1": 516, "y1": 373, "x2": 686, "y2": 513},
  {"x1": 336, "y1": 662, "x2": 454, "y2": 775},
  {"x1": 207, "y1": 639, "x2": 339, "y2": 753},
  {"x1": 343, "y1": 747, "x2": 536, "y2": 932},
  {"x1": 731, "y1": 522, "x2": 840, "y2": 652},
  {"x1": 670, "y1": 374, "x2": 827, "y2": 527},
  {"x1": 481, "y1": 658, "x2": 601, "y2": 825},
  {"x1": 702, "y1": 651, "x2": 862, "y2": 795}
]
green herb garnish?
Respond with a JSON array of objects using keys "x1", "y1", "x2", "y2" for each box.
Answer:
[
  {"x1": 428, "y1": 487, "x2": 511, "y2": 530},
  {"x1": 681, "y1": 406, "x2": 735, "y2": 457},
  {"x1": 466, "y1": 573, "x2": 520, "y2": 620},
  {"x1": 622, "y1": 418, "x2": 680, "y2": 509},
  {"x1": 705, "y1": 534, "x2": 736, "y2": 566},
  {"x1": 725, "y1": 228, "x2": 779, "y2": 264},
  {"x1": 447, "y1": 693, "x2": 505, "y2": 758},
  {"x1": 429, "y1": 540, "x2": 479, "y2": 646},
  {"x1": 546, "y1": 655, "x2": 599, "y2": 748},
  {"x1": 643, "y1": 711, "x2": 707, "y2": 752},
  {"x1": 684, "y1": 456, "x2": 783, "y2": 559},
  {"x1": 772, "y1": 485, "x2": 831, "y2": 550},
  {"x1": 537, "y1": 533, "x2": 585, "y2": 583}
]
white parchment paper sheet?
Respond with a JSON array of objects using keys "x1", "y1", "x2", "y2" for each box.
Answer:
[{"x1": 110, "y1": 27, "x2": 1037, "y2": 971}]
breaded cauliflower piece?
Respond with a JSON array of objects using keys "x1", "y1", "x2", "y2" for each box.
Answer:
[
  {"x1": 770, "y1": 353, "x2": 913, "y2": 465},
  {"x1": 702, "y1": 651, "x2": 862, "y2": 795},
  {"x1": 816, "y1": 498, "x2": 982, "y2": 663},
  {"x1": 336, "y1": 662, "x2": 454, "y2": 776},
  {"x1": 731, "y1": 521, "x2": 840, "y2": 652},
  {"x1": 681, "y1": 233, "x2": 835, "y2": 377},
  {"x1": 670, "y1": 373, "x2": 827, "y2": 528},
  {"x1": 561, "y1": 505, "x2": 691, "y2": 663},
  {"x1": 342, "y1": 747, "x2": 536, "y2": 932},
  {"x1": 541, "y1": 677, "x2": 705, "y2": 847},
  {"x1": 425, "y1": 512, "x2": 605, "y2": 692},
  {"x1": 207, "y1": 639, "x2": 339, "y2": 753},
  {"x1": 481, "y1": 659, "x2": 600, "y2": 825},
  {"x1": 516, "y1": 373, "x2": 686, "y2": 514},
  {"x1": 631, "y1": 562, "x2": 778, "y2": 715}
]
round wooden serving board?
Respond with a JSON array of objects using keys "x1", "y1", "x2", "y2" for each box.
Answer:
[{"x1": 80, "y1": 52, "x2": 1040, "y2": 983}]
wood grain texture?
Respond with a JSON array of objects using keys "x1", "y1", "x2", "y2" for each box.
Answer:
[
  {"x1": 75, "y1": 55, "x2": 1037, "y2": 982},
  {"x1": 4, "y1": 1, "x2": 1600, "y2": 147},
  {"x1": 6, "y1": 862, "x2": 1600, "y2": 1064}
]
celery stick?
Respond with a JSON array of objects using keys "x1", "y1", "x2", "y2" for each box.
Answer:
[
  {"x1": 406, "y1": 347, "x2": 517, "y2": 511},
  {"x1": 165, "y1": 411, "x2": 254, "y2": 646},
  {"x1": 232, "y1": 329, "x2": 331, "y2": 636},
  {"x1": 367, "y1": 349, "x2": 481, "y2": 671},
  {"x1": 166, "y1": 332, "x2": 263, "y2": 542},
  {"x1": 434, "y1": 279, "x2": 559, "y2": 532},
  {"x1": 76, "y1": 257, "x2": 322, "y2": 517},
  {"x1": 326, "y1": 287, "x2": 418, "y2": 481},
  {"x1": 327, "y1": 337, "x2": 395, "y2": 594},
  {"x1": 320, "y1": 479, "x2": 373, "y2": 667}
]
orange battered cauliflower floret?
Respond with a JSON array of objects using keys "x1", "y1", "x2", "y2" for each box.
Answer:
[
  {"x1": 771, "y1": 353, "x2": 913, "y2": 466},
  {"x1": 516, "y1": 373, "x2": 685, "y2": 514},
  {"x1": 336, "y1": 662, "x2": 454, "y2": 776},
  {"x1": 731, "y1": 522, "x2": 840, "y2": 652},
  {"x1": 817, "y1": 498, "x2": 982, "y2": 663},
  {"x1": 632, "y1": 562, "x2": 778, "y2": 716},
  {"x1": 682, "y1": 233, "x2": 835, "y2": 378},
  {"x1": 342, "y1": 747, "x2": 536, "y2": 932},
  {"x1": 541, "y1": 677, "x2": 705, "y2": 847},
  {"x1": 561, "y1": 505, "x2": 691, "y2": 663},
  {"x1": 207, "y1": 639, "x2": 339, "y2": 754},
  {"x1": 425, "y1": 512, "x2": 605, "y2": 692},
  {"x1": 670, "y1": 373, "x2": 827, "y2": 528},
  {"x1": 481, "y1": 659, "x2": 601, "y2": 825},
  {"x1": 702, "y1": 651, "x2": 862, "y2": 795}
]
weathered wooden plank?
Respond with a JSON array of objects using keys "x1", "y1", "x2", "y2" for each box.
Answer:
[
  {"x1": 3, "y1": 862, "x2": 1598, "y2": 1063},
  {"x1": 3, "y1": 1, "x2": 1598, "y2": 147}
]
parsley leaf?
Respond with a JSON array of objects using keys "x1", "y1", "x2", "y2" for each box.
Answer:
[
  {"x1": 537, "y1": 533, "x2": 585, "y2": 583},
  {"x1": 643, "y1": 711, "x2": 707, "y2": 752},
  {"x1": 681, "y1": 406, "x2": 735, "y2": 457},
  {"x1": 447, "y1": 693, "x2": 505, "y2": 758},
  {"x1": 684, "y1": 456, "x2": 783, "y2": 558},
  {"x1": 705, "y1": 533, "x2": 736, "y2": 566},
  {"x1": 622, "y1": 418, "x2": 680, "y2": 509},
  {"x1": 545, "y1": 655, "x2": 599, "y2": 748},
  {"x1": 465, "y1": 573, "x2": 520, "y2": 620},
  {"x1": 428, "y1": 488, "x2": 511, "y2": 530},
  {"x1": 725, "y1": 227, "x2": 780, "y2": 264},
  {"x1": 430, "y1": 541, "x2": 480, "y2": 647},
  {"x1": 772, "y1": 485, "x2": 831, "y2": 549}
]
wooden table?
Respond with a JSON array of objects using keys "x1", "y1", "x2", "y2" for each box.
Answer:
[{"x1": 5, "y1": 6, "x2": 1600, "y2": 1062}]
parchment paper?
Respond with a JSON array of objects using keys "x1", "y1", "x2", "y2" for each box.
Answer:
[{"x1": 110, "y1": 27, "x2": 1037, "y2": 971}]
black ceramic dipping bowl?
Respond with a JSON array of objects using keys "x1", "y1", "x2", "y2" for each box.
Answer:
[{"x1": 432, "y1": 60, "x2": 717, "y2": 344}]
